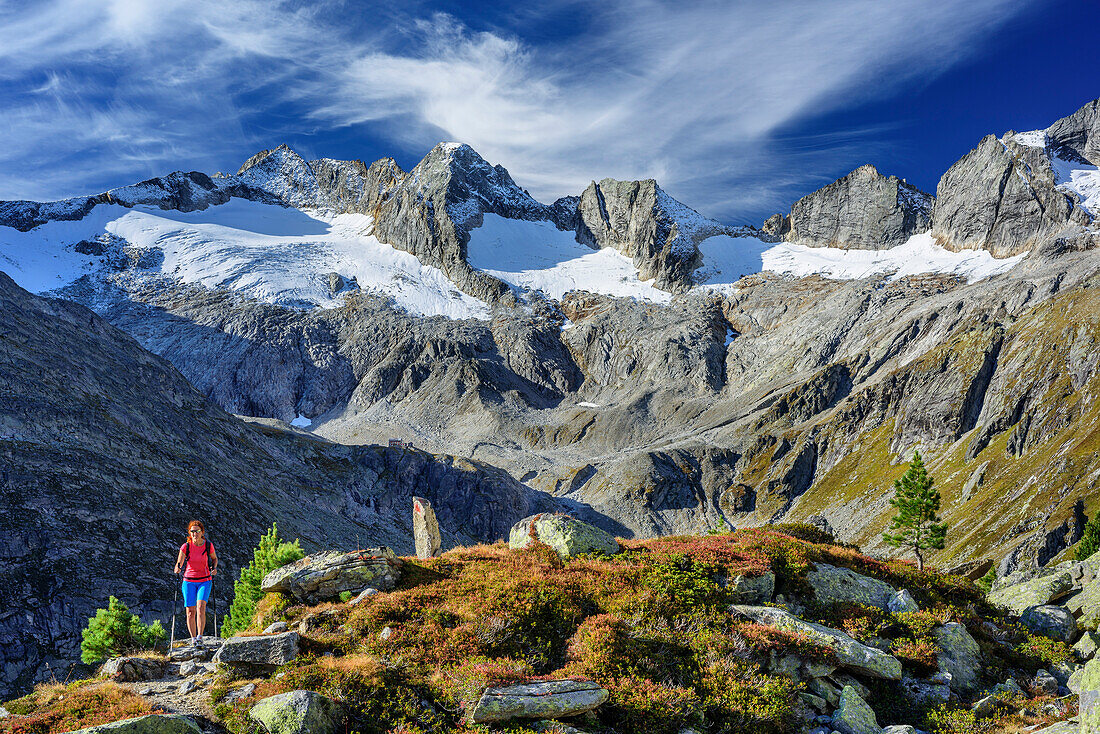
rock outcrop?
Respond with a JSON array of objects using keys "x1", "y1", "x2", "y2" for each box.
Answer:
[
  {"x1": 213, "y1": 631, "x2": 300, "y2": 672},
  {"x1": 468, "y1": 680, "x2": 609, "y2": 724},
  {"x1": 249, "y1": 690, "x2": 345, "y2": 734},
  {"x1": 786, "y1": 165, "x2": 933, "y2": 250},
  {"x1": 261, "y1": 550, "x2": 402, "y2": 603},
  {"x1": 1046, "y1": 97, "x2": 1100, "y2": 166},
  {"x1": 508, "y1": 514, "x2": 620, "y2": 558}
]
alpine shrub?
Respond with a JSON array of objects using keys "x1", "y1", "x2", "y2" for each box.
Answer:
[
  {"x1": 1076, "y1": 513, "x2": 1100, "y2": 560},
  {"x1": 222, "y1": 523, "x2": 304, "y2": 636},
  {"x1": 80, "y1": 596, "x2": 166, "y2": 663}
]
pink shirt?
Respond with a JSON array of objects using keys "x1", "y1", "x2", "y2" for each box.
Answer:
[{"x1": 180, "y1": 541, "x2": 214, "y2": 580}]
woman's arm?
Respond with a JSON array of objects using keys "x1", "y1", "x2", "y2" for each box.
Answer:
[
  {"x1": 173, "y1": 546, "x2": 185, "y2": 574},
  {"x1": 209, "y1": 545, "x2": 218, "y2": 576}
]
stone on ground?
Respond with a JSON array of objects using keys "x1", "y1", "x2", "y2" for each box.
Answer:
[
  {"x1": 1022, "y1": 604, "x2": 1078, "y2": 642},
  {"x1": 508, "y1": 514, "x2": 619, "y2": 558},
  {"x1": 731, "y1": 605, "x2": 902, "y2": 680},
  {"x1": 100, "y1": 656, "x2": 166, "y2": 682},
  {"x1": 831, "y1": 685, "x2": 879, "y2": 734},
  {"x1": 935, "y1": 622, "x2": 981, "y2": 694},
  {"x1": 348, "y1": 588, "x2": 378, "y2": 605},
  {"x1": 67, "y1": 715, "x2": 202, "y2": 734},
  {"x1": 1034, "y1": 669, "x2": 1060, "y2": 696},
  {"x1": 1077, "y1": 631, "x2": 1100, "y2": 661},
  {"x1": 468, "y1": 680, "x2": 609, "y2": 723},
  {"x1": 728, "y1": 571, "x2": 775, "y2": 604},
  {"x1": 413, "y1": 496, "x2": 442, "y2": 559},
  {"x1": 805, "y1": 563, "x2": 895, "y2": 610},
  {"x1": 213, "y1": 631, "x2": 299, "y2": 672},
  {"x1": 888, "y1": 589, "x2": 920, "y2": 614},
  {"x1": 1074, "y1": 658, "x2": 1100, "y2": 733},
  {"x1": 249, "y1": 690, "x2": 344, "y2": 734},
  {"x1": 261, "y1": 549, "x2": 402, "y2": 603},
  {"x1": 263, "y1": 622, "x2": 288, "y2": 634},
  {"x1": 987, "y1": 570, "x2": 1074, "y2": 614}
]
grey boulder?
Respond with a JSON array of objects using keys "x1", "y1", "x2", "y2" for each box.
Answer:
[
  {"x1": 887, "y1": 589, "x2": 920, "y2": 614},
  {"x1": 935, "y1": 623, "x2": 981, "y2": 694},
  {"x1": 509, "y1": 514, "x2": 619, "y2": 558},
  {"x1": 261, "y1": 549, "x2": 402, "y2": 603},
  {"x1": 67, "y1": 715, "x2": 202, "y2": 734},
  {"x1": 731, "y1": 605, "x2": 902, "y2": 680},
  {"x1": 805, "y1": 563, "x2": 895, "y2": 611},
  {"x1": 249, "y1": 690, "x2": 344, "y2": 734},
  {"x1": 100, "y1": 656, "x2": 166, "y2": 682},
  {"x1": 1022, "y1": 605, "x2": 1078, "y2": 643},
  {"x1": 831, "y1": 685, "x2": 880, "y2": 734},
  {"x1": 468, "y1": 680, "x2": 609, "y2": 723},
  {"x1": 213, "y1": 631, "x2": 299, "y2": 672}
]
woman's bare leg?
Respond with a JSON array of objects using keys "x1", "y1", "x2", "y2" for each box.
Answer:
[
  {"x1": 186, "y1": 606, "x2": 198, "y2": 638},
  {"x1": 195, "y1": 599, "x2": 207, "y2": 637}
]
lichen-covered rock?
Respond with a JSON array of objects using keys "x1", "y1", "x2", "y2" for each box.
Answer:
[
  {"x1": 786, "y1": 164, "x2": 933, "y2": 250},
  {"x1": 887, "y1": 589, "x2": 919, "y2": 614},
  {"x1": 509, "y1": 514, "x2": 619, "y2": 558},
  {"x1": 831, "y1": 685, "x2": 880, "y2": 734},
  {"x1": 100, "y1": 656, "x2": 166, "y2": 682},
  {"x1": 67, "y1": 715, "x2": 202, "y2": 734},
  {"x1": 987, "y1": 570, "x2": 1074, "y2": 614},
  {"x1": 805, "y1": 563, "x2": 895, "y2": 610},
  {"x1": 213, "y1": 631, "x2": 299, "y2": 671},
  {"x1": 468, "y1": 680, "x2": 609, "y2": 724},
  {"x1": 935, "y1": 622, "x2": 981, "y2": 694},
  {"x1": 899, "y1": 674, "x2": 950, "y2": 706},
  {"x1": 261, "y1": 550, "x2": 402, "y2": 603},
  {"x1": 731, "y1": 606, "x2": 902, "y2": 680},
  {"x1": 1076, "y1": 631, "x2": 1100, "y2": 661},
  {"x1": 1022, "y1": 605, "x2": 1078, "y2": 642},
  {"x1": 249, "y1": 690, "x2": 344, "y2": 734},
  {"x1": 727, "y1": 571, "x2": 775, "y2": 604},
  {"x1": 1077, "y1": 657, "x2": 1100, "y2": 733}
]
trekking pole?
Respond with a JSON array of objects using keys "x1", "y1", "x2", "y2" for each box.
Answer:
[{"x1": 169, "y1": 575, "x2": 178, "y2": 652}]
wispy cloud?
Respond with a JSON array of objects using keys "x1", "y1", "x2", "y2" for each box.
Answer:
[{"x1": 0, "y1": 0, "x2": 1040, "y2": 221}]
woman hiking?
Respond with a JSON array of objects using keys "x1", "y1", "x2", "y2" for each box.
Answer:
[{"x1": 174, "y1": 520, "x2": 218, "y2": 646}]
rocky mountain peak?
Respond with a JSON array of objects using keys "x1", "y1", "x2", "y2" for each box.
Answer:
[
  {"x1": 785, "y1": 164, "x2": 933, "y2": 250},
  {"x1": 234, "y1": 144, "x2": 321, "y2": 209},
  {"x1": 1045, "y1": 96, "x2": 1100, "y2": 166}
]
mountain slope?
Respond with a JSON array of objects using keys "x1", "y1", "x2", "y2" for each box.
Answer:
[{"x1": 0, "y1": 272, "x2": 594, "y2": 698}]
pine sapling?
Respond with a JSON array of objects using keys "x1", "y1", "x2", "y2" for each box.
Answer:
[{"x1": 882, "y1": 451, "x2": 947, "y2": 570}]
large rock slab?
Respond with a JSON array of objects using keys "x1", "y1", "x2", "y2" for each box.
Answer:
[
  {"x1": 728, "y1": 571, "x2": 775, "y2": 605},
  {"x1": 261, "y1": 550, "x2": 402, "y2": 603},
  {"x1": 249, "y1": 690, "x2": 344, "y2": 734},
  {"x1": 68, "y1": 715, "x2": 202, "y2": 734},
  {"x1": 730, "y1": 606, "x2": 902, "y2": 680},
  {"x1": 213, "y1": 631, "x2": 299, "y2": 671},
  {"x1": 468, "y1": 680, "x2": 609, "y2": 723},
  {"x1": 806, "y1": 563, "x2": 895, "y2": 610},
  {"x1": 412, "y1": 496, "x2": 442, "y2": 559},
  {"x1": 1078, "y1": 657, "x2": 1100, "y2": 734},
  {"x1": 987, "y1": 570, "x2": 1075, "y2": 614},
  {"x1": 831, "y1": 685, "x2": 880, "y2": 734},
  {"x1": 786, "y1": 164, "x2": 933, "y2": 250},
  {"x1": 1022, "y1": 605, "x2": 1078, "y2": 643},
  {"x1": 935, "y1": 622, "x2": 981, "y2": 694},
  {"x1": 509, "y1": 514, "x2": 619, "y2": 558}
]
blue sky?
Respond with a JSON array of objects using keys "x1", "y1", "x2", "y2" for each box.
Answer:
[{"x1": 0, "y1": 0, "x2": 1096, "y2": 225}]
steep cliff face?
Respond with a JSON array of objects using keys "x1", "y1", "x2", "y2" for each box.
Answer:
[
  {"x1": 1046, "y1": 97, "x2": 1100, "y2": 165},
  {"x1": 0, "y1": 273, "x2": 584, "y2": 699},
  {"x1": 786, "y1": 164, "x2": 933, "y2": 250},
  {"x1": 929, "y1": 133, "x2": 1089, "y2": 257}
]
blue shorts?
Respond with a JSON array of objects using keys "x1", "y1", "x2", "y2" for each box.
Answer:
[{"x1": 182, "y1": 579, "x2": 212, "y2": 607}]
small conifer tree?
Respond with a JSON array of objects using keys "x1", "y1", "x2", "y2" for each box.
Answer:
[
  {"x1": 80, "y1": 596, "x2": 166, "y2": 663},
  {"x1": 882, "y1": 451, "x2": 947, "y2": 570},
  {"x1": 222, "y1": 523, "x2": 303, "y2": 636},
  {"x1": 1075, "y1": 514, "x2": 1100, "y2": 561}
]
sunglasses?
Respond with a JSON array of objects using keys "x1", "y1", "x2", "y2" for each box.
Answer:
[{"x1": 189, "y1": 529, "x2": 203, "y2": 534}]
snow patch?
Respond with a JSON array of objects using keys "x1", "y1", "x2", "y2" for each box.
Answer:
[
  {"x1": 1011, "y1": 130, "x2": 1047, "y2": 148},
  {"x1": 1051, "y1": 156, "x2": 1100, "y2": 216},
  {"x1": 577, "y1": 401, "x2": 601, "y2": 408},
  {"x1": 696, "y1": 232, "x2": 1024, "y2": 288},
  {"x1": 1, "y1": 199, "x2": 490, "y2": 320},
  {"x1": 291, "y1": 414, "x2": 312, "y2": 428},
  {"x1": 467, "y1": 214, "x2": 672, "y2": 303}
]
